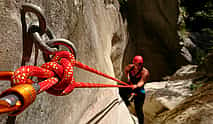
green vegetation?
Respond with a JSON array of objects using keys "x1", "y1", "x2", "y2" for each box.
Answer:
[
  {"x1": 190, "y1": 83, "x2": 203, "y2": 90},
  {"x1": 118, "y1": 0, "x2": 127, "y2": 5},
  {"x1": 179, "y1": 0, "x2": 213, "y2": 64},
  {"x1": 180, "y1": 0, "x2": 213, "y2": 32}
]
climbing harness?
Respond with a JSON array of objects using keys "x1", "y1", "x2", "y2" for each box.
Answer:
[{"x1": 0, "y1": 3, "x2": 133, "y2": 117}]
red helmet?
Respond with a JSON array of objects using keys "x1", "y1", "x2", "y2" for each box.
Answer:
[{"x1": 133, "y1": 56, "x2": 143, "y2": 64}]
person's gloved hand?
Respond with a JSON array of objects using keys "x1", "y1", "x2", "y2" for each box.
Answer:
[
  {"x1": 132, "y1": 84, "x2": 138, "y2": 89},
  {"x1": 132, "y1": 86, "x2": 141, "y2": 93}
]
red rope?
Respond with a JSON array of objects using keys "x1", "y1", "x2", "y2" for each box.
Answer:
[
  {"x1": 73, "y1": 82, "x2": 132, "y2": 88},
  {"x1": 0, "y1": 51, "x2": 132, "y2": 115},
  {"x1": 75, "y1": 61, "x2": 130, "y2": 86},
  {"x1": 5, "y1": 51, "x2": 132, "y2": 96},
  {"x1": 38, "y1": 77, "x2": 58, "y2": 93}
]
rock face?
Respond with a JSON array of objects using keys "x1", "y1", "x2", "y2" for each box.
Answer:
[
  {"x1": 144, "y1": 65, "x2": 196, "y2": 122},
  {"x1": 144, "y1": 65, "x2": 213, "y2": 124},
  {"x1": 199, "y1": 52, "x2": 213, "y2": 78},
  {"x1": 0, "y1": 0, "x2": 132, "y2": 124},
  {"x1": 152, "y1": 82, "x2": 213, "y2": 124},
  {"x1": 122, "y1": 0, "x2": 188, "y2": 81}
]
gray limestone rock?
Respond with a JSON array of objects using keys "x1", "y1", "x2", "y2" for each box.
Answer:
[{"x1": 0, "y1": 0, "x2": 133, "y2": 124}]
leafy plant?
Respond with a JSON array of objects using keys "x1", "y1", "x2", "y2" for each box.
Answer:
[
  {"x1": 180, "y1": 0, "x2": 213, "y2": 31},
  {"x1": 190, "y1": 83, "x2": 203, "y2": 90},
  {"x1": 179, "y1": 0, "x2": 213, "y2": 64}
]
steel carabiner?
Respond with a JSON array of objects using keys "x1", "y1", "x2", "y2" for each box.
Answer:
[
  {"x1": 43, "y1": 38, "x2": 77, "y2": 62},
  {"x1": 21, "y1": 3, "x2": 47, "y2": 65},
  {"x1": 21, "y1": 3, "x2": 46, "y2": 34}
]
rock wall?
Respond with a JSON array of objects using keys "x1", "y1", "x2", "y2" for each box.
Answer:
[
  {"x1": 144, "y1": 65, "x2": 197, "y2": 122},
  {"x1": 152, "y1": 82, "x2": 213, "y2": 124},
  {"x1": 144, "y1": 65, "x2": 213, "y2": 124},
  {"x1": 122, "y1": 0, "x2": 188, "y2": 81},
  {"x1": 0, "y1": 0, "x2": 132, "y2": 124}
]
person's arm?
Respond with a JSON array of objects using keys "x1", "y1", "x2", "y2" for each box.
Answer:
[
  {"x1": 124, "y1": 64, "x2": 133, "y2": 77},
  {"x1": 132, "y1": 68, "x2": 149, "y2": 89}
]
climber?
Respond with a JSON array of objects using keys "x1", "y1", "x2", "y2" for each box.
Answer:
[{"x1": 124, "y1": 55, "x2": 149, "y2": 124}]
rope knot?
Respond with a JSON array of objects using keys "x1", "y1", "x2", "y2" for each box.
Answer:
[
  {"x1": 12, "y1": 51, "x2": 76, "y2": 96},
  {"x1": 42, "y1": 51, "x2": 76, "y2": 95}
]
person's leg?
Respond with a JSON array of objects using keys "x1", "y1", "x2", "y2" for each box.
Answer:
[
  {"x1": 119, "y1": 88, "x2": 132, "y2": 106},
  {"x1": 134, "y1": 93, "x2": 145, "y2": 124}
]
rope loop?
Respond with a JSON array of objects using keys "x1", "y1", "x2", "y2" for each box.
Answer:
[
  {"x1": 42, "y1": 51, "x2": 76, "y2": 95},
  {"x1": 0, "y1": 49, "x2": 133, "y2": 115},
  {"x1": 11, "y1": 51, "x2": 76, "y2": 96}
]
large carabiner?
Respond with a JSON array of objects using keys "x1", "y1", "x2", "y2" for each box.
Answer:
[
  {"x1": 43, "y1": 38, "x2": 77, "y2": 62},
  {"x1": 21, "y1": 3, "x2": 46, "y2": 34},
  {"x1": 20, "y1": 3, "x2": 47, "y2": 65}
]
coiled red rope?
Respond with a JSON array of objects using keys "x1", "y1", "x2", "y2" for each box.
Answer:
[
  {"x1": 11, "y1": 51, "x2": 132, "y2": 96},
  {"x1": 0, "y1": 50, "x2": 132, "y2": 115}
]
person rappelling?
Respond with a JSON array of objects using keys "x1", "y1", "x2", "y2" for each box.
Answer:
[{"x1": 124, "y1": 55, "x2": 150, "y2": 124}]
